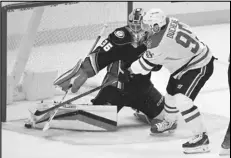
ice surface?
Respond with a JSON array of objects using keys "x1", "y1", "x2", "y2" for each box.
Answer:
[{"x1": 2, "y1": 24, "x2": 230, "y2": 158}]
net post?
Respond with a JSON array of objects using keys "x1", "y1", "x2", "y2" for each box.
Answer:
[
  {"x1": 11, "y1": 7, "x2": 45, "y2": 89},
  {"x1": 1, "y1": 5, "x2": 7, "y2": 122}
]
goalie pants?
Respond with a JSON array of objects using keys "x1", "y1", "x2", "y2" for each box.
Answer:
[{"x1": 91, "y1": 74, "x2": 165, "y2": 119}]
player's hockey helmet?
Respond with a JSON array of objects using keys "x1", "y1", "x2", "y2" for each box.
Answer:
[
  {"x1": 128, "y1": 8, "x2": 145, "y2": 33},
  {"x1": 141, "y1": 8, "x2": 166, "y2": 34}
]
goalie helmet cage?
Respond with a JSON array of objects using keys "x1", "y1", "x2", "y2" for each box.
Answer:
[{"x1": 0, "y1": 2, "x2": 133, "y2": 122}]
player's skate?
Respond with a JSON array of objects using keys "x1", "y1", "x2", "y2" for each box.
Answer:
[
  {"x1": 183, "y1": 132, "x2": 210, "y2": 154},
  {"x1": 150, "y1": 118, "x2": 177, "y2": 134},
  {"x1": 219, "y1": 132, "x2": 230, "y2": 156}
]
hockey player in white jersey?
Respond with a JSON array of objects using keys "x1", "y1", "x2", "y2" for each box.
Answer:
[{"x1": 130, "y1": 8, "x2": 216, "y2": 154}]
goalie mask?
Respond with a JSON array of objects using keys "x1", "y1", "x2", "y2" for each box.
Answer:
[{"x1": 128, "y1": 8, "x2": 145, "y2": 33}]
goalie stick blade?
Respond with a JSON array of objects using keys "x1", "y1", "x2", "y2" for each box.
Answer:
[{"x1": 34, "y1": 79, "x2": 117, "y2": 116}]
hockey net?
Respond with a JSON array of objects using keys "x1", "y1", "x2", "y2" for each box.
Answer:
[{"x1": 6, "y1": 2, "x2": 130, "y2": 103}]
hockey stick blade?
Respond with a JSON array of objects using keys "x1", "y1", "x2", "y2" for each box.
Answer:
[{"x1": 34, "y1": 79, "x2": 117, "y2": 116}]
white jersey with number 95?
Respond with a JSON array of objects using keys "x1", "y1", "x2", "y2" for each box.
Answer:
[{"x1": 131, "y1": 17, "x2": 212, "y2": 77}]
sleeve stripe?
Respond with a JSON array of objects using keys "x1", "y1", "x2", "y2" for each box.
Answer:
[
  {"x1": 142, "y1": 55, "x2": 158, "y2": 67},
  {"x1": 139, "y1": 57, "x2": 153, "y2": 71},
  {"x1": 131, "y1": 60, "x2": 150, "y2": 75},
  {"x1": 89, "y1": 53, "x2": 99, "y2": 74}
]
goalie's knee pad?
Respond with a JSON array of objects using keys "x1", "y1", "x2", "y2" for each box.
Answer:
[{"x1": 173, "y1": 93, "x2": 201, "y2": 123}]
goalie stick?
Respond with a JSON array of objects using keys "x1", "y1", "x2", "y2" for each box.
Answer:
[
  {"x1": 89, "y1": 23, "x2": 108, "y2": 53},
  {"x1": 41, "y1": 24, "x2": 108, "y2": 131}
]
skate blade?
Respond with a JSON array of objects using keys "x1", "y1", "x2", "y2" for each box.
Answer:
[
  {"x1": 219, "y1": 148, "x2": 230, "y2": 156},
  {"x1": 150, "y1": 129, "x2": 175, "y2": 136},
  {"x1": 183, "y1": 145, "x2": 210, "y2": 154}
]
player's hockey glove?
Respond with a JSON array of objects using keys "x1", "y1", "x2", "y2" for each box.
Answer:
[
  {"x1": 118, "y1": 69, "x2": 134, "y2": 83},
  {"x1": 151, "y1": 64, "x2": 163, "y2": 72}
]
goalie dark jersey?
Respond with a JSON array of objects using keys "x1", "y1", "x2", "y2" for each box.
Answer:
[
  {"x1": 87, "y1": 26, "x2": 164, "y2": 119},
  {"x1": 84, "y1": 26, "x2": 147, "y2": 76}
]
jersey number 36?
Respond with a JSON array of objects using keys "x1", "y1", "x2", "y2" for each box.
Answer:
[
  {"x1": 175, "y1": 22, "x2": 200, "y2": 54},
  {"x1": 100, "y1": 40, "x2": 113, "y2": 52}
]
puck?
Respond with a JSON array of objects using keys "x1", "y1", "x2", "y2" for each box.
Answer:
[{"x1": 24, "y1": 122, "x2": 32, "y2": 128}]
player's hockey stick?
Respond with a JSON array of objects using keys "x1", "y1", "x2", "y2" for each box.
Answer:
[
  {"x1": 34, "y1": 79, "x2": 117, "y2": 116},
  {"x1": 42, "y1": 91, "x2": 68, "y2": 131}
]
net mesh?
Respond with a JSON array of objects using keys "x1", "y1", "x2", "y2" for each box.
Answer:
[{"x1": 7, "y1": 2, "x2": 128, "y2": 75}]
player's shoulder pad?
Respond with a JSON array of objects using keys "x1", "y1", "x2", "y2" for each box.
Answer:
[{"x1": 109, "y1": 26, "x2": 133, "y2": 45}]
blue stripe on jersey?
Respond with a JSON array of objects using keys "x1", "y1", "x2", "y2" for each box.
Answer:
[
  {"x1": 142, "y1": 55, "x2": 158, "y2": 67},
  {"x1": 139, "y1": 58, "x2": 151, "y2": 71}
]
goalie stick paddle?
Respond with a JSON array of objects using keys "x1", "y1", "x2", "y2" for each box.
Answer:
[
  {"x1": 88, "y1": 23, "x2": 108, "y2": 54},
  {"x1": 34, "y1": 79, "x2": 117, "y2": 116}
]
